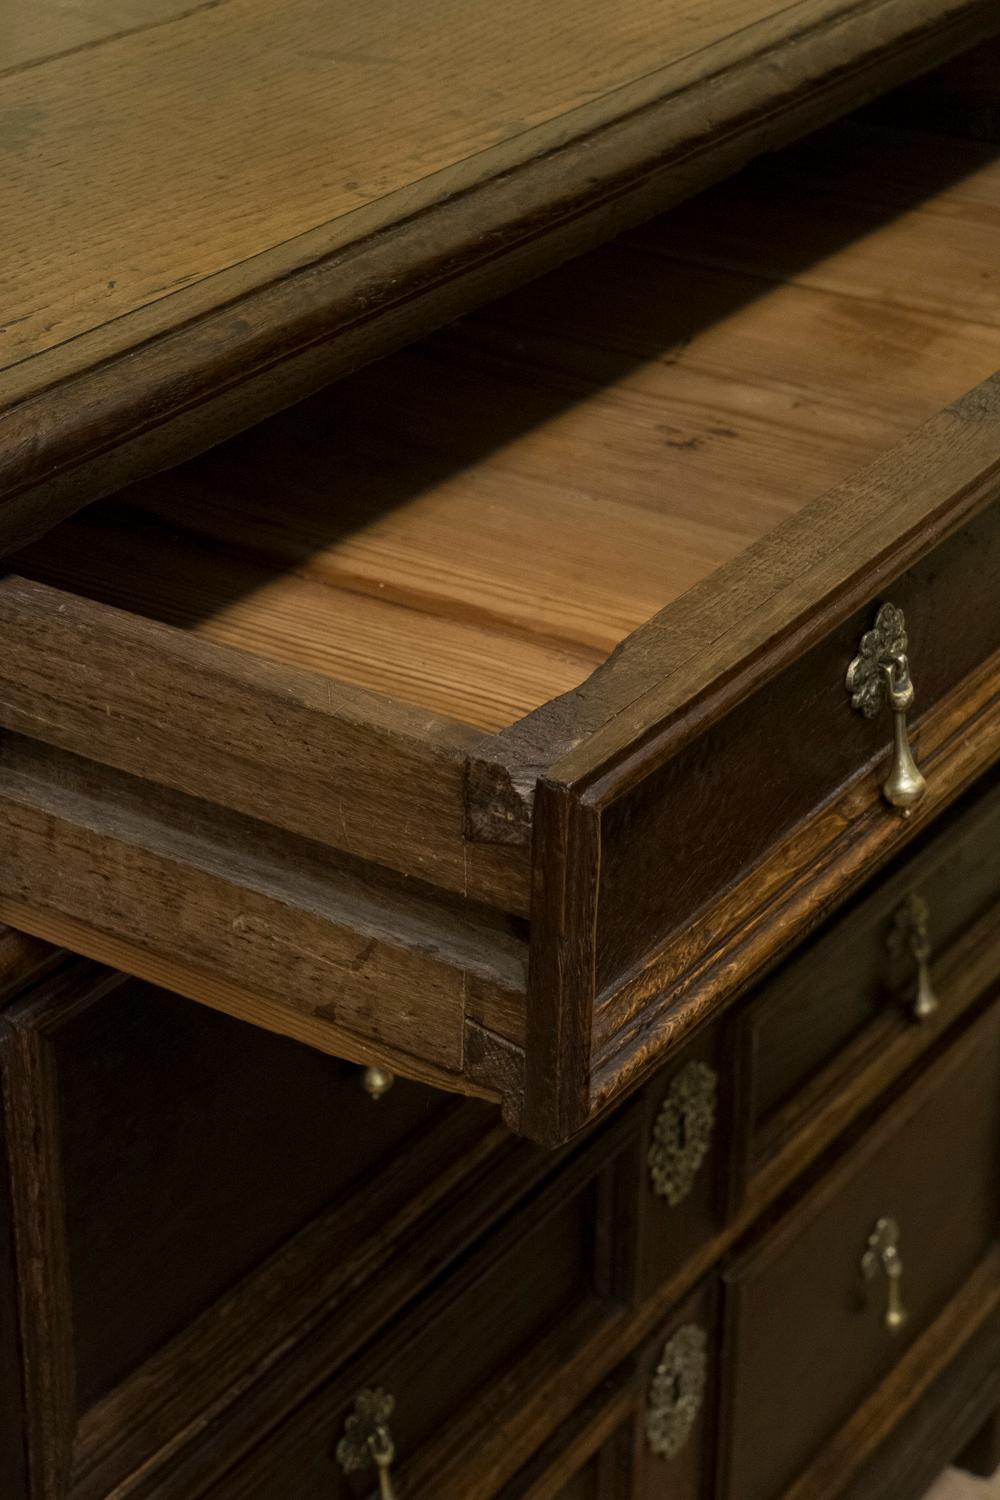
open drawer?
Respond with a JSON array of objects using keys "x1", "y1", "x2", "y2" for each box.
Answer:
[{"x1": 1, "y1": 67, "x2": 1000, "y2": 1144}]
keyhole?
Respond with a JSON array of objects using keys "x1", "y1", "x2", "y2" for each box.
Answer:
[{"x1": 677, "y1": 1110, "x2": 688, "y2": 1150}]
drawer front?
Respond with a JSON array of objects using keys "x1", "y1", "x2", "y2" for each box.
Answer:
[
  {"x1": 498, "y1": 1280, "x2": 718, "y2": 1500},
  {"x1": 635, "y1": 1023, "x2": 731, "y2": 1300},
  {"x1": 0, "y1": 1054, "x2": 27, "y2": 1500},
  {"x1": 720, "y1": 999, "x2": 1000, "y2": 1500},
  {"x1": 35, "y1": 968, "x2": 451, "y2": 1410},
  {"x1": 594, "y1": 505, "x2": 1000, "y2": 992},
  {"x1": 200, "y1": 1130, "x2": 636, "y2": 1500},
  {"x1": 1, "y1": 947, "x2": 546, "y2": 1500},
  {"x1": 744, "y1": 770, "x2": 1000, "y2": 1179},
  {"x1": 517, "y1": 386, "x2": 1000, "y2": 1143}
]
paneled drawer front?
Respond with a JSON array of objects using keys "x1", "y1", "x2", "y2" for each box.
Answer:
[
  {"x1": 474, "y1": 1280, "x2": 717, "y2": 1500},
  {"x1": 743, "y1": 770, "x2": 1000, "y2": 1181},
  {"x1": 0, "y1": 1046, "x2": 27, "y2": 1500},
  {"x1": 635, "y1": 1023, "x2": 730, "y2": 1301},
  {"x1": 539, "y1": 494, "x2": 1000, "y2": 1140},
  {"x1": 201, "y1": 1127, "x2": 636, "y2": 1500},
  {"x1": 720, "y1": 998, "x2": 1000, "y2": 1500},
  {"x1": 12, "y1": 964, "x2": 452, "y2": 1411}
]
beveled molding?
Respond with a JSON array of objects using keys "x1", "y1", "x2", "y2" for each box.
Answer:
[{"x1": 588, "y1": 646, "x2": 1000, "y2": 1121}]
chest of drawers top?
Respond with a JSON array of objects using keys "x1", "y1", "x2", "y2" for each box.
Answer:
[{"x1": 2, "y1": 17, "x2": 1000, "y2": 1145}]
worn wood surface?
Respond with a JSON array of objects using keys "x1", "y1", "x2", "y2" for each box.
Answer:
[
  {"x1": 194, "y1": 1126, "x2": 634, "y2": 1500},
  {"x1": 16, "y1": 112, "x2": 1000, "y2": 735},
  {"x1": 594, "y1": 644, "x2": 1000, "y2": 1098},
  {"x1": 71, "y1": 1110, "x2": 535, "y2": 1500},
  {"x1": 0, "y1": 577, "x2": 529, "y2": 911},
  {"x1": 0, "y1": 735, "x2": 528, "y2": 1086},
  {"x1": 0, "y1": 911, "x2": 994, "y2": 1498},
  {"x1": 4, "y1": 0, "x2": 997, "y2": 548}
]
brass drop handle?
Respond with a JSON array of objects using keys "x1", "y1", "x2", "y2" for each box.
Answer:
[
  {"x1": 887, "y1": 893, "x2": 939, "y2": 1021},
  {"x1": 862, "y1": 1217, "x2": 908, "y2": 1334},
  {"x1": 846, "y1": 603, "x2": 926, "y2": 814},
  {"x1": 359, "y1": 1064, "x2": 395, "y2": 1100},
  {"x1": 336, "y1": 1389, "x2": 399, "y2": 1498}
]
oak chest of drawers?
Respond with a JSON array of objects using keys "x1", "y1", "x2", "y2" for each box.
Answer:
[{"x1": 2, "y1": 5, "x2": 1000, "y2": 1498}]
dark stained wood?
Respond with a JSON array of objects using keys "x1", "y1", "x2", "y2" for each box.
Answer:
[
  {"x1": 955, "y1": 1408, "x2": 1000, "y2": 1479},
  {"x1": 50, "y1": 981, "x2": 446, "y2": 1410},
  {"x1": 493, "y1": 1384, "x2": 636, "y2": 1500},
  {"x1": 527, "y1": 639, "x2": 1000, "y2": 1140},
  {"x1": 496, "y1": 1279, "x2": 719, "y2": 1500},
  {"x1": 193, "y1": 1124, "x2": 638, "y2": 1500},
  {"x1": 5, "y1": 0, "x2": 998, "y2": 551},
  {"x1": 0, "y1": 1031, "x2": 28, "y2": 1500},
  {"x1": 720, "y1": 1003, "x2": 1000, "y2": 1500},
  {"x1": 0, "y1": 925, "x2": 64, "y2": 1010},
  {"x1": 747, "y1": 770, "x2": 1000, "y2": 1135},
  {"x1": 0, "y1": 987, "x2": 78, "y2": 1500},
  {"x1": 779, "y1": 1247, "x2": 1000, "y2": 1500},
  {"x1": 747, "y1": 902, "x2": 1000, "y2": 1207},
  {"x1": 0, "y1": 935, "x2": 565, "y2": 1500},
  {"x1": 593, "y1": 505, "x2": 1000, "y2": 990}
]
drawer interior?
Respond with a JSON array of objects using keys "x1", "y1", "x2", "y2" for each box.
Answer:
[{"x1": 11, "y1": 54, "x2": 1000, "y2": 734}]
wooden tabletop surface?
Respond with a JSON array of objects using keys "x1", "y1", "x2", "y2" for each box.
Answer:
[{"x1": 2, "y1": 0, "x2": 998, "y2": 549}]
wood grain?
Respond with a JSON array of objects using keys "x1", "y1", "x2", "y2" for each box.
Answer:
[
  {"x1": 5, "y1": 0, "x2": 996, "y2": 546},
  {"x1": 17, "y1": 112, "x2": 1000, "y2": 734},
  {"x1": 0, "y1": 735, "x2": 529, "y2": 1082},
  {"x1": 0, "y1": 575, "x2": 530, "y2": 911}
]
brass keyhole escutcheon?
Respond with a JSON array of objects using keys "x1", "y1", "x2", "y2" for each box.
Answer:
[
  {"x1": 647, "y1": 1061, "x2": 718, "y2": 1207},
  {"x1": 646, "y1": 1325, "x2": 708, "y2": 1460},
  {"x1": 846, "y1": 603, "x2": 926, "y2": 814}
]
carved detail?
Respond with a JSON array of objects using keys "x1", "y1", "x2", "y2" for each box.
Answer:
[
  {"x1": 846, "y1": 601, "x2": 908, "y2": 719},
  {"x1": 336, "y1": 1387, "x2": 395, "y2": 1474},
  {"x1": 646, "y1": 1324, "x2": 708, "y2": 1459},
  {"x1": 647, "y1": 1061, "x2": 717, "y2": 1206}
]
